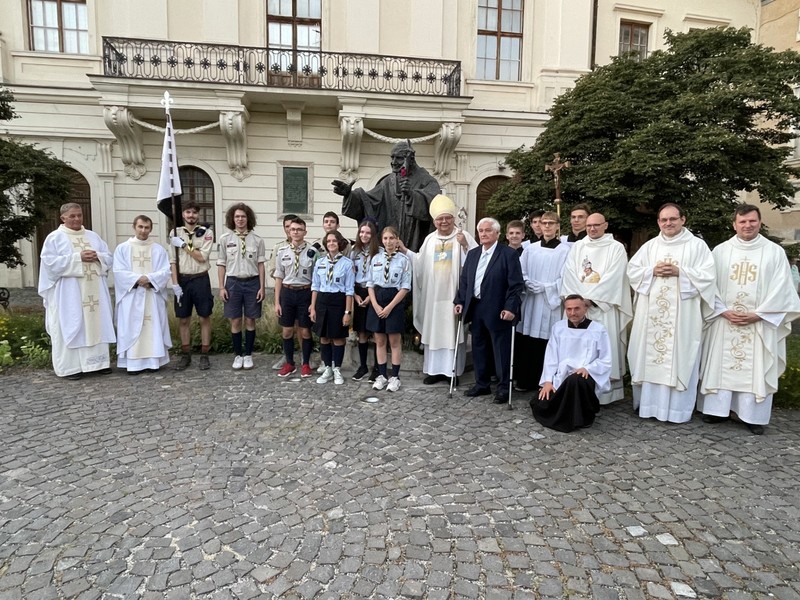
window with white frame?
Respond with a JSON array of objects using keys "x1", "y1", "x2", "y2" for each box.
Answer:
[
  {"x1": 28, "y1": 0, "x2": 88, "y2": 54},
  {"x1": 476, "y1": 0, "x2": 523, "y2": 81}
]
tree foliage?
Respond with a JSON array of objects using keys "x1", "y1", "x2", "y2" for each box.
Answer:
[
  {"x1": 0, "y1": 88, "x2": 72, "y2": 268},
  {"x1": 488, "y1": 27, "x2": 800, "y2": 249}
]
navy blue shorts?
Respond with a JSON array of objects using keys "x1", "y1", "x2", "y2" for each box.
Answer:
[
  {"x1": 279, "y1": 287, "x2": 312, "y2": 329},
  {"x1": 223, "y1": 276, "x2": 263, "y2": 319},
  {"x1": 366, "y1": 287, "x2": 406, "y2": 334},
  {"x1": 175, "y1": 273, "x2": 214, "y2": 318}
]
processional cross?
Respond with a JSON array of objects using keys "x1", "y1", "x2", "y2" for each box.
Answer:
[{"x1": 544, "y1": 153, "x2": 570, "y2": 218}]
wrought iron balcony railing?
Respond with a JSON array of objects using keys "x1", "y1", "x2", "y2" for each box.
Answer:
[{"x1": 102, "y1": 37, "x2": 462, "y2": 97}]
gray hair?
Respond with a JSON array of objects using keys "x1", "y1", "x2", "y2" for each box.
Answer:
[{"x1": 477, "y1": 217, "x2": 501, "y2": 233}]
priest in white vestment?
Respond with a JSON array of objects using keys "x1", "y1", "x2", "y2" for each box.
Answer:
[
  {"x1": 561, "y1": 213, "x2": 632, "y2": 404},
  {"x1": 402, "y1": 194, "x2": 477, "y2": 384},
  {"x1": 38, "y1": 203, "x2": 116, "y2": 379},
  {"x1": 516, "y1": 212, "x2": 571, "y2": 391},
  {"x1": 699, "y1": 205, "x2": 800, "y2": 434},
  {"x1": 627, "y1": 203, "x2": 717, "y2": 423},
  {"x1": 532, "y1": 295, "x2": 611, "y2": 432},
  {"x1": 114, "y1": 215, "x2": 173, "y2": 373}
]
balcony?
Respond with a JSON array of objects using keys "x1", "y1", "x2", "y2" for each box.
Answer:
[{"x1": 102, "y1": 37, "x2": 462, "y2": 97}]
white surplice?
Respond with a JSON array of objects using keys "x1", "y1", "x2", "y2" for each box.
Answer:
[
  {"x1": 698, "y1": 234, "x2": 800, "y2": 424},
  {"x1": 518, "y1": 240, "x2": 571, "y2": 339},
  {"x1": 38, "y1": 225, "x2": 116, "y2": 377},
  {"x1": 540, "y1": 320, "x2": 612, "y2": 394},
  {"x1": 561, "y1": 234, "x2": 632, "y2": 404},
  {"x1": 409, "y1": 229, "x2": 477, "y2": 376},
  {"x1": 627, "y1": 228, "x2": 716, "y2": 423},
  {"x1": 114, "y1": 238, "x2": 173, "y2": 372}
]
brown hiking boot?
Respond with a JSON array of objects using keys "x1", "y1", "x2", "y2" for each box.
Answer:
[
  {"x1": 199, "y1": 354, "x2": 210, "y2": 370},
  {"x1": 174, "y1": 353, "x2": 191, "y2": 371}
]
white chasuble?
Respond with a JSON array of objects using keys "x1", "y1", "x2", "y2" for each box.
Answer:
[{"x1": 700, "y1": 235, "x2": 800, "y2": 404}]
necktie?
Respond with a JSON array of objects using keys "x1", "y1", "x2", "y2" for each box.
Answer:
[
  {"x1": 474, "y1": 251, "x2": 490, "y2": 299},
  {"x1": 384, "y1": 252, "x2": 395, "y2": 283}
]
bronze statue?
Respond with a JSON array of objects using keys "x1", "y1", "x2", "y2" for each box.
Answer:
[{"x1": 332, "y1": 140, "x2": 440, "y2": 252}]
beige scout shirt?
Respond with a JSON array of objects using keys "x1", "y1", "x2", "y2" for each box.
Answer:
[
  {"x1": 168, "y1": 225, "x2": 215, "y2": 275},
  {"x1": 268, "y1": 238, "x2": 290, "y2": 278},
  {"x1": 217, "y1": 230, "x2": 266, "y2": 278},
  {"x1": 273, "y1": 242, "x2": 318, "y2": 286}
]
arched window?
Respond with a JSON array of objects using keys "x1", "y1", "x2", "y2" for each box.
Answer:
[
  {"x1": 179, "y1": 166, "x2": 217, "y2": 232},
  {"x1": 36, "y1": 168, "x2": 90, "y2": 259},
  {"x1": 475, "y1": 175, "x2": 510, "y2": 230}
]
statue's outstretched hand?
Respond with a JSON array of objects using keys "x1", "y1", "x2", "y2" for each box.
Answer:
[{"x1": 331, "y1": 179, "x2": 353, "y2": 197}]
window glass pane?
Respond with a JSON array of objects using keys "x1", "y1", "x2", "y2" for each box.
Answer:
[
  {"x1": 281, "y1": 23, "x2": 293, "y2": 46},
  {"x1": 45, "y1": 28, "x2": 59, "y2": 50},
  {"x1": 64, "y1": 30, "x2": 77, "y2": 53},
  {"x1": 78, "y1": 30, "x2": 88, "y2": 54},
  {"x1": 280, "y1": 0, "x2": 292, "y2": 16},
  {"x1": 44, "y1": 1, "x2": 57, "y2": 25},
  {"x1": 309, "y1": 0, "x2": 321, "y2": 18},
  {"x1": 296, "y1": 0, "x2": 310, "y2": 18},
  {"x1": 486, "y1": 6, "x2": 497, "y2": 30},
  {"x1": 267, "y1": 0, "x2": 280, "y2": 15},
  {"x1": 268, "y1": 22, "x2": 281, "y2": 45},
  {"x1": 33, "y1": 28, "x2": 45, "y2": 50},
  {"x1": 76, "y1": 3, "x2": 87, "y2": 28},
  {"x1": 478, "y1": 6, "x2": 487, "y2": 30},
  {"x1": 31, "y1": 1, "x2": 44, "y2": 25},
  {"x1": 63, "y1": 3, "x2": 76, "y2": 29}
]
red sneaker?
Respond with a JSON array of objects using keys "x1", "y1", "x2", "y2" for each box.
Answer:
[
  {"x1": 301, "y1": 364, "x2": 313, "y2": 378},
  {"x1": 277, "y1": 363, "x2": 297, "y2": 377}
]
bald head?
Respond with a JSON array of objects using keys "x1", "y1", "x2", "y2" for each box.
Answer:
[{"x1": 585, "y1": 213, "x2": 607, "y2": 240}]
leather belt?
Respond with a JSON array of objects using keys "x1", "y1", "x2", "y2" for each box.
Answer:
[
  {"x1": 228, "y1": 276, "x2": 258, "y2": 282},
  {"x1": 284, "y1": 284, "x2": 311, "y2": 290}
]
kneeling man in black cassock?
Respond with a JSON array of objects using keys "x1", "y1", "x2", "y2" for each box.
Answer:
[{"x1": 531, "y1": 294, "x2": 612, "y2": 432}]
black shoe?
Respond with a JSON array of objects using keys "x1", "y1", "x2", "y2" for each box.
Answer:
[
  {"x1": 747, "y1": 424, "x2": 764, "y2": 435},
  {"x1": 493, "y1": 395, "x2": 509, "y2": 405},
  {"x1": 702, "y1": 414, "x2": 727, "y2": 424},
  {"x1": 174, "y1": 354, "x2": 191, "y2": 371},
  {"x1": 368, "y1": 365, "x2": 379, "y2": 383},
  {"x1": 199, "y1": 354, "x2": 210, "y2": 370},
  {"x1": 423, "y1": 374, "x2": 448, "y2": 385},
  {"x1": 464, "y1": 386, "x2": 491, "y2": 397},
  {"x1": 64, "y1": 373, "x2": 83, "y2": 381},
  {"x1": 99, "y1": 367, "x2": 113, "y2": 375},
  {"x1": 128, "y1": 370, "x2": 144, "y2": 376},
  {"x1": 513, "y1": 385, "x2": 530, "y2": 392},
  {"x1": 352, "y1": 365, "x2": 370, "y2": 381}
]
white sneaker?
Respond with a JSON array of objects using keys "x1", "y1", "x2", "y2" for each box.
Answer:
[
  {"x1": 372, "y1": 375, "x2": 388, "y2": 390},
  {"x1": 232, "y1": 355, "x2": 244, "y2": 370},
  {"x1": 387, "y1": 376, "x2": 401, "y2": 392},
  {"x1": 271, "y1": 356, "x2": 286, "y2": 370},
  {"x1": 317, "y1": 366, "x2": 333, "y2": 384},
  {"x1": 242, "y1": 355, "x2": 254, "y2": 370},
  {"x1": 333, "y1": 367, "x2": 344, "y2": 385},
  {"x1": 317, "y1": 363, "x2": 327, "y2": 373}
]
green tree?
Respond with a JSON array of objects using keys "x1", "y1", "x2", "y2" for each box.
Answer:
[
  {"x1": 489, "y1": 27, "x2": 800, "y2": 249},
  {"x1": 0, "y1": 88, "x2": 72, "y2": 268}
]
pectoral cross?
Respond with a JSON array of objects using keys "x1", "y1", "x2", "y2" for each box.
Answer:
[
  {"x1": 82, "y1": 295, "x2": 99, "y2": 313},
  {"x1": 661, "y1": 253, "x2": 677, "y2": 266}
]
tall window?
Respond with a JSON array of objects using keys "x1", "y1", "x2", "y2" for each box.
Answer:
[
  {"x1": 179, "y1": 166, "x2": 217, "y2": 232},
  {"x1": 477, "y1": 0, "x2": 523, "y2": 81},
  {"x1": 28, "y1": 0, "x2": 89, "y2": 54},
  {"x1": 619, "y1": 21, "x2": 649, "y2": 61},
  {"x1": 267, "y1": 0, "x2": 321, "y2": 76}
]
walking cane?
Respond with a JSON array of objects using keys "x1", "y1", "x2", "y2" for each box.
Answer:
[
  {"x1": 448, "y1": 315, "x2": 462, "y2": 399},
  {"x1": 508, "y1": 326, "x2": 515, "y2": 410}
]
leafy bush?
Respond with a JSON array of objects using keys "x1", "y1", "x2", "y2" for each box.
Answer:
[{"x1": 776, "y1": 334, "x2": 800, "y2": 410}]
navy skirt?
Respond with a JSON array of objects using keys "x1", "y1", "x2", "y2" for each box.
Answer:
[{"x1": 366, "y1": 287, "x2": 406, "y2": 334}]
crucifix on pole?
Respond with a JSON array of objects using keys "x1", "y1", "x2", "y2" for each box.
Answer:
[{"x1": 544, "y1": 152, "x2": 570, "y2": 219}]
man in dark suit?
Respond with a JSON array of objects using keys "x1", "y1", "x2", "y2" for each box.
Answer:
[{"x1": 454, "y1": 217, "x2": 524, "y2": 404}]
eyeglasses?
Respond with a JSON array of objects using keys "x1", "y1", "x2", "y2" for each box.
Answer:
[
  {"x1": 540, "y1": 221, "x2": 558, "y2": 226},
  {"x1": 586, "y1": 223, "x2": 606, "y2": 228}
]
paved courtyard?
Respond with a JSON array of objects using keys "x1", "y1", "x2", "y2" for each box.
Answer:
[{"x1": 0, "y1": 358, "x2": 798, "y2": 600}]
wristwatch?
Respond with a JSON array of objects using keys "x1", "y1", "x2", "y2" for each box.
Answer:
[{"x1": 344, "y1": 310, "x2": 351, "y2": 315}]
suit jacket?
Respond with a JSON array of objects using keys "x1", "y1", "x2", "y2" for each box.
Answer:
[{"x1": 455, "y1": 243, "x2": 524, "y2": 329}]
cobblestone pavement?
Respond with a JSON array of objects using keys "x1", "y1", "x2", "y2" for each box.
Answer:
[{"x1": 1, "y1": 358, "x2": 799, "y2": 600}]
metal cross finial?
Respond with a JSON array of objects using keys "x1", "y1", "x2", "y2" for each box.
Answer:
[
  {"x1": 160, "y1": 91, "x2": 173, "y2": 114},
  {"x1": 545, "y1": 152, "x2": 570, "y2": 218}
]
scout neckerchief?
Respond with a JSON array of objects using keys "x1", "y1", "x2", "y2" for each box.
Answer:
[
  {"x1": 292, "y1": 243, "x2": 304, "y2": 274},
  {"x1": 359, "y1": 249, "x2": 369, "y2": 276},
  {"x1": 327, "y1": 253, "x2": 342, "y2": 284},
  {"x1": 236, "y1": 230, "x2": 248, "y2": 257},
  {"x1": 182, "y1": 226, "x2": 196, "y2": 252},
  {"x1": 383, "y1": 251, "x2": 395, "y2": 283}
]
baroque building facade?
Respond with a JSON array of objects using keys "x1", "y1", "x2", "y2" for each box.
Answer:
[{"x1": 0, "y1": 0, "x2": 758, "y2": 287}]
